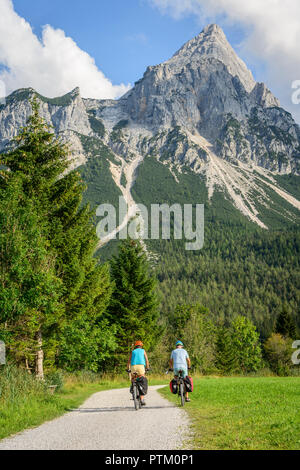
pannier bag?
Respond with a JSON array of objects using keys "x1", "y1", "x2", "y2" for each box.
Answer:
[
  {"x1": 137, "y1": 376, "x2": 148, "y2": 395},
  {"x1": 170, "y1": 378, "x2": 178, "y2": 394},
  {"x1": 184, "y1": 376, "x2": 194, "y2": 393}
]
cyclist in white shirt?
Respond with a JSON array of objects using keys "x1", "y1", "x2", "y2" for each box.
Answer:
[{"x1": 169, "y1": 340, "x2": 191, "y2": 402}]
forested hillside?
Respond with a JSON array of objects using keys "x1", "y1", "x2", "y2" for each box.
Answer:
[
  {"x1": 131, "y1": 157, "x2": 300, "y2": 338},
  {"x1": 77, "y1": 153, "x2": 300, "y2": 340},
  {"x1": 77, "y1": 152, "x2": 300, "y2": 340}
]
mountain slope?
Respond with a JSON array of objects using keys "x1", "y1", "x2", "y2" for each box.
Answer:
[{"x1": 0, "y1": 24, "x2": 300, "y2": 233}]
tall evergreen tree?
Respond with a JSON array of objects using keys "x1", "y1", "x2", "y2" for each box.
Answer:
[
  {"x1": 275, "y1": 305, "x2": 297, "y2": 339},
  {"x1": 109, "y1": 239, "x2": 159, "y2": 368},
  {"x1": 0, "y1": 99, "x2": 114, "y2": 372},
  {"x1": 216, "y1": 327, "x2": 238, "y2": 374},
  {"x1": 0, "y1": 177, "x2": 62, "y2": 377}
]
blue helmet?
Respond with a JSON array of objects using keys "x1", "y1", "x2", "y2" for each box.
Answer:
[{"x1": 175, "y1": 340, "x2": 184, "y2": 347}]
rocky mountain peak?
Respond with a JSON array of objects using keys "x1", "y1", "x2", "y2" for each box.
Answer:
[
  {"x1": 0, "y1": 24, "x2": 299, "y2": 231},
  {"x1": 0, "y1": 24, "x2": 299, "y2": 189},
  {"x1": 69, "y1": 87, "x2": 81, "y2": 98},
  {"x1": 123, "y1": 24, "x2": 272, "y2": 135},
  {"x1": 169, "y1": 24, "x2": 256, "y2": 93},
  {"x1": 202, "y1": 23, "x2": 225, "y2": 35}
]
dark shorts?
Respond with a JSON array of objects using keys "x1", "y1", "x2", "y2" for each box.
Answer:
[{"x1": 174, "y1": 367, "x2": 188, "y2": 378}]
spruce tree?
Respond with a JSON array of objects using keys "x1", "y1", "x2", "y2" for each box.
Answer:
[
  {"x1": 0, "y1": 99, "x2": 69, "y2": 197},
  {"x1": 0, "y1": 177, "x2": 62, "y2": 377},
  {"x1": 109, "y1": 239, "x2": 159, "y2": 368},
  {"x1": 0, "y1": 99, "x2": 114, "y2": 371},
  {"x1": 275, "y1": 305, "x2": 297, "y2": 339},
  {"x1": 216, "y1": 327, "x2": 238, "y2": 374}
]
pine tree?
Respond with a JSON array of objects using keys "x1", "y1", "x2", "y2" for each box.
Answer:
[
  {"x1": 275, "y1": 305, "x2": 297, "y2": 339},
  {"x1": 109, "y1": 239, "x2": 159, "y2": 369},
  {"x1": 0, "y1": 99, "x2": 69, "y2": 197},
  {"x1": 216, "y1": 327, "x2": 238, "y2": 374},
  {"x1": 57, "y1": 259, "x2": 116, "y2": 372},
  {"x1": 0, "y1": 177, "x2": 62, "y2": 377},
  {"x1": 0, "y1": 99, "x2": 114, "y2": 372}
]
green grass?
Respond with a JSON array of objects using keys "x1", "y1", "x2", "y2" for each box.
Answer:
[
  {"x1": 0, "y1": 371, "x2": 123, "y2": 440},
  {"x1": 2, "y1": 368, "x2": 299, "y2": 449},
  {"x1": 159, "y1": 376, "x2": 300, "y2": 450}
]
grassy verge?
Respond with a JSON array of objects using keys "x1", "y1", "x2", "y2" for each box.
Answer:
[
  {"x1": 0, "y1": 366, "x2": 168, "y2": 441},
  {"x1": 159, "y1": 376, "x2": 300, "y2": 450},
  {"x1": 0, "y1": 372, "x2": 123, "y2": 440}
]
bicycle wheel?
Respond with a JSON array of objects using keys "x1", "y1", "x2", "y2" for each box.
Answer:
[
  {"x1": 133, "y1": 383, "x2": 139, "y2": 410},
  {"x1": 179, "y1": 382, "x2": 185, "y2": 407}
]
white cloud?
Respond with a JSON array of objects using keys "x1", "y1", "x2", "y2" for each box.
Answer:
[
  {"x1": 0, "y1": 0, "x2": 130, "y2": 99},
  {"x1": 150, "y1": 0, "x2": 300, "y2": 122}
]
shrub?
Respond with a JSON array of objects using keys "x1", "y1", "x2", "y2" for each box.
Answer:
[
  {"x1": 231, "y1": 316, "x2": 263, "y2": 372},
  {"x1": 264, "y1": 333, "x2": 294, "y2": 376},
  {"x1": 45, "y1": 370, "x2": 64, "y2": 392},
  {"x1": 0, "y1": 363, "x2": 45, "y2": 403}
]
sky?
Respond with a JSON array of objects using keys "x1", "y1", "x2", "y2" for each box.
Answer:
[{"x1": 0, "y1": 0, "x2": 300, "y2": 121}]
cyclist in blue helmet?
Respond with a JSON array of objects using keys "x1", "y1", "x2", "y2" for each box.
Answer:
[{"x1": 169, "y1": 340, "x2": 191, "y2": 402}]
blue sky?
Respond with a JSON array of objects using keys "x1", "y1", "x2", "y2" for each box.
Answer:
[{"x1": 11, "y1": 0, "x2": 254, "y2": 86}]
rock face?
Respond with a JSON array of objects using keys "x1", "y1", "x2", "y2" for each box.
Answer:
[
  {"x1": 0, "y1": 87, "x2": 92, "y2": 167},
  {"x1": 0, "y1": 24, "x2": 299, "y2": 229},
  {"x1": 124, "y1": 24, "x2": 258, "y2": 129},
  {"x1": 121, "y1": 24, "x2": 299, "y2": 174},
  {"x1": 1, "y1": 24, "x2": 299, "y2": 173}
]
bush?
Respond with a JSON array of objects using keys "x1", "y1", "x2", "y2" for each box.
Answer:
[
  {"x1": 231, "y1": 316, "x2": 263, "y2": 372},
  {"x1": 165, "y1": 304, "x2": 217, "y2": 374},
  {"x1": 73, "y1": 370, "x2": 100, "y2": 383},
  {"x1": 45, "y1": 370, "x2": 64, "y2": 392},
  {"x1": 0, "y1": 363, "x2": 46, "y2": 403},
  {"x1": 264, "y1": 333, "x2": 294, "y2": 376}
]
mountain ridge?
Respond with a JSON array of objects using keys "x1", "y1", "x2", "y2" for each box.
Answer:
[{"x1": 0, "y1": 24, "x2": 299, "y2": 231}]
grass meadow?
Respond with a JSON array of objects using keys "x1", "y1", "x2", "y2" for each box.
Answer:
[
  {"x1": 1, "y1": 365, "x2": 299, "y2": 449},
  {"x1": 159, "y1": 376, "x2": 300, "y2": 450}
]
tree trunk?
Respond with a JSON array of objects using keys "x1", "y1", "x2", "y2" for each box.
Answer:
[
  {"x1": 25, "y1": 358, "x2": 32, "y2": 374},
  {"x1": 35, "y1": 329, "x2": 44, "y2": 379}
]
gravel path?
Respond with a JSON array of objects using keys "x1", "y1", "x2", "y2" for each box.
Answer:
[{"x1": 0, "y1": 385, "x2": 190, "y2": 450}]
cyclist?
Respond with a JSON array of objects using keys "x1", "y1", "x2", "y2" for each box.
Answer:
[
  {"x1": 169, "y1": 340, "x2": 191, "y2": 402},
  {"x1": 127, "y1": 340, "x2": 149, "y2": 406}
]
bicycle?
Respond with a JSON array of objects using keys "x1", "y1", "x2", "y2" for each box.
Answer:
[
  {"x1": 167, "y1": 368, "x2": 190, "y2": 407},
  {"x1": 176, "y1": 369, "x2": 186, "y2": 406},
  {"x1": 127, "y1": 369, "x2": 149, "y2": 411}
]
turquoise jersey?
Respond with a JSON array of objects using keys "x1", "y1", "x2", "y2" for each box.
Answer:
[{"x1": 131, "y1": 348, "x2": 146, "y2": 366}]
